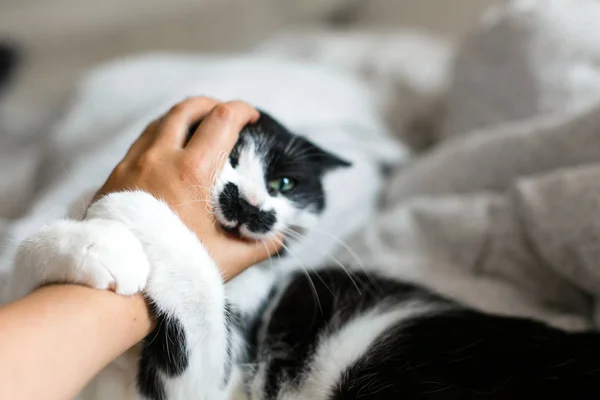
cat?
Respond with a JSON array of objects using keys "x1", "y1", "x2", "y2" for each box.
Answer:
[{"x1": 6, "y1": 108, "x2": 600, "y2": 399}]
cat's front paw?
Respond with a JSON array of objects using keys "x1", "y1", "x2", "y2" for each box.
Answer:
[{"x1": 9, "y1": 219, "x2": 150, "y2": 299}]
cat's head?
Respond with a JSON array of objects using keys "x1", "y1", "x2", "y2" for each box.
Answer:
[{"x1": 204, "y1": 111, "x2": 350, "y2": 240}]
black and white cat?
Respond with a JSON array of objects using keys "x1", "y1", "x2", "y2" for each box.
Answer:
[{"x1": 6, "y1": 109, "x2": 600, "y2": 399}]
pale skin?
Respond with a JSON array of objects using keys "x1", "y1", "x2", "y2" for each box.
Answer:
[{"x1": 0, "y1": 98, "x2": 281, "y2": 400}]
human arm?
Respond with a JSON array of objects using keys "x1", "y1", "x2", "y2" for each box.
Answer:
[{"x1": 0, "y1": 285, "x2": 152, "y2": 400}]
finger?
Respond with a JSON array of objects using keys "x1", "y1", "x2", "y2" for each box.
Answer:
[
  {"x1": 121, "y1": 119, "x2": 160, "y2": 161},
  {"x1": 154, "y1": 96, "x2": 221, "y2": 148},
  {"x1": 186, "y1": 101, "x2": 259, "y2": 167}
]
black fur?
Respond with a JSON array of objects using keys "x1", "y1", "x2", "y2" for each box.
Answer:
[
  {"x1": 137, "y1": 303, "x2": 189, "y2": 400},
  {"x1": 224, "y1": 302, "x2": 238, "y2": 384},
  {"x1": 137, "y1": 353, "x2": 166, "y2": 400},
  {"x1": 257, "y1": 268, "x2": 600, "y2": 399},
  {"x1": 333, "y1": 311, "x2": 600, "y2": 399},
  {"x1": 260, "y1": 269, "x2": 452, "y2": 398}
]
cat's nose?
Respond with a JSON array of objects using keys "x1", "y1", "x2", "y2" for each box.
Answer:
[{"x1": 237, "y1": 197, "x2": 261, "y2": 220}]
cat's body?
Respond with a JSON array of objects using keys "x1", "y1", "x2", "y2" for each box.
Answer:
[
  {"x1": 6, "y1": 108, "x2": 600, "y2": 400},
  {"x1": 259, "y1": 268, "x2": 600, "y2": 399}
]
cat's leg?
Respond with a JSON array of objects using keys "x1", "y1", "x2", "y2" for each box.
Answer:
[
  {"x1": 87, "y1": 191, "x2": 237, "y2": 400},
  {"x1": 3, "y1": 218, "x2": 150, "y2": 302}
]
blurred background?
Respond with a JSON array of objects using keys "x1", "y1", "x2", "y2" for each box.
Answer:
[{"x1": 0, "y1": 0, "x2": 495, "y2": 121}]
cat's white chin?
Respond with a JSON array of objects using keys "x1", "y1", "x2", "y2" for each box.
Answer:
[{"x1": 238, "y1": 224, "x2": 280, "y2": 242}]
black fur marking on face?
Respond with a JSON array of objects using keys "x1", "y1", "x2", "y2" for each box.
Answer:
[
  {"x1": 240, "y1": 197, "x2": 276, "y2": 234},
  {"x1": 137, "y1": 303, "x2": 189, "y2": 400},
  {"x1": 219, "y1": 183, "x2": 241, "y2": 222},
  {"x1": 219, "y1": 182, "x2": 277, "y2": 234}
]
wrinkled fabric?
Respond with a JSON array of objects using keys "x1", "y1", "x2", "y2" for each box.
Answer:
[{"x1": 341, "y1": 0, "x2": 600, "y2": 331}]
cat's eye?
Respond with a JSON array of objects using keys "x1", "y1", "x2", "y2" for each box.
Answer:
[{"x1": 269, "y1": 177, "x2": 296, "y2": 193}]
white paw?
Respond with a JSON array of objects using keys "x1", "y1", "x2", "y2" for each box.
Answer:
[{"x1": 11, "y1": 219, "x2": 150, "y2": 298}]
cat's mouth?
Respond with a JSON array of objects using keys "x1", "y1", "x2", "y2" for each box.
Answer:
[
  {"x1": 221, "y1": 224, "x2": 241, "y2": 237},
  {"x1": 218, "y1": 220, "x2": 278, "y2": 241}
]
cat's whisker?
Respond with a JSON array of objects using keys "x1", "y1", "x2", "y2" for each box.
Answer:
[
  {"x1": 289, "y1": 192, "x2": 326, "y2": 199},
  {"x1": 307, "y1": 265, "x2": 335, "y2": 297},
  {"x1": 205, "y1": 197, "x2": 213, "y2": 213},
  {"x1": 185, "y1": 184, "x2": 213, "y2": 192},
  {"x1": 78, "y1": 195, "x2": 86, "y2": 218},
  {"x1": 281, "y1": 227, "x2": 306, "y2": 240},
  {"x1": 283, "y1": 135, "x2": 298, "y2": 156},
  {"x1": 173, "y1": 199, "x2": 212, "y2": 208},
  {"x1": 286, "y1": 223, "x2": 379, "y2": 291},
  {"x1": 267, "y1": 236, "x2": 283, "y2": 259},
  {"x1": 287, "y1": 146, "x2": 335, "y2": 162},
  {"x1": 262, "y1": 240, "x2": 274, "y2": 269},
  {"x1": 283, "y1": 229, "x2": 378, "y2": 296},
  {"x1": 274, "y1": 237, "x2": 324, "y2": 314},
  {"x1": 279, "y1": 227, "x2": 363, "y2": 295}
]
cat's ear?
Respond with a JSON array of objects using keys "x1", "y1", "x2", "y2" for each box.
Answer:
[{"x1": 308, "y1": 142, "x2": 352, "y2": 172}]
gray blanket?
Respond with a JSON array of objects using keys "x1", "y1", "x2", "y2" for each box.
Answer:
[{"x1": 340, "y1": 0, "x2": 600, "y2": 331}]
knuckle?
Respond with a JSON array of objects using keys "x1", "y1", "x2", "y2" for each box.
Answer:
[
  {"x1": 168, "y1": 97, "x2": 219, "y2": 119},
  {"x1": 169, "y1": 101, "x2": 189, "y2": 116},
  {"x1": 227, "y1": 100, "x2": 248, "y2": 109},
  {"x1": 195, "y1": 95, "x2": 218, "y2": 104},
  {"x1": 230, "y1": 100, "x2": 253, "y2": 110},
  {"x1": 211, "y1": 103, "x2": 235, "y2": 120},
  {"x1": 136, "y1": 150, "x2": 162, "y2": 169}
]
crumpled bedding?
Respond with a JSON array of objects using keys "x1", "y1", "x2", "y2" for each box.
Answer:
[
  {"x1": 340, "y1": 0, "x2": 600, "y2": 331},
  {"x1": 260, "y1": 0, "x2": 600, "y2": 331},
  {"x1": 3, "y1": 0, "x2": 600, "y2": 333}
]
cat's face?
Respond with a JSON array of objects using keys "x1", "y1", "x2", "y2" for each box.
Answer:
[{"x1": 209, "y1": 112, "x2": 350, "y2": 241}]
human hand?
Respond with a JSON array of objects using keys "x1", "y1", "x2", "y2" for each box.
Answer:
[{"x1": 95, "y1": 97, "x2": 282, "y2": 281}]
